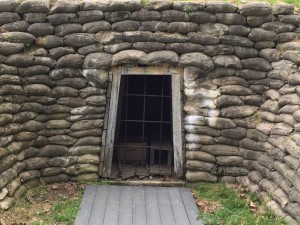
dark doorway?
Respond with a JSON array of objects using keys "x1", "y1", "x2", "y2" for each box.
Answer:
[{"x1": 112, "y1": 75, "x2": 173, "y2": 178}]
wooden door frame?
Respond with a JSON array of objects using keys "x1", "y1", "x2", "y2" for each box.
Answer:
[{"x1": 99, "y1": 66, "x2": 184, "y2": 178}]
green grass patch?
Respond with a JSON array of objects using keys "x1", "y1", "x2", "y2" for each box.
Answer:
[
  {"x1": 1, "y1": 181, "x2": 112, "y2": 225},
  {"x1": 29, "y1": 180, "x2": 110, "y2": 224},
  {"x1": 32, "y1": 195, "x2": 82, "y2": 225},
  {"x1": 21, "y1": 182, "x2": 83, "y2": 225},
  {"x1": 284, "y1": 0, "x2": 300, "y2": 8},
  {"x1": 140, "y1": 0, "x2": 150, "y2": 5},
  {"x1": 172, "y1": 0, "x2": 300, "y2": 9},
  {"x1": 193, "y1": 183, "x2": 289, "y2": 225}
]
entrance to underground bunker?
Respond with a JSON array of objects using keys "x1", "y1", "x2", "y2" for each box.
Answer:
[
  {"x1": 100, "y1": 67, "x2": 184, "y2": 179},
  {"x1": 112, "y1": 75, "x2": 173, "y2": 178}
]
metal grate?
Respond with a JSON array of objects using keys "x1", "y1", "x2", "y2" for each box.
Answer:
[{"x1": 113, "y1": 75, "x2": 173, "y2": 178}]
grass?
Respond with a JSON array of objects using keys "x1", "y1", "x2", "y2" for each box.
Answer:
[
  {"x1": 192, "y1": 183, "x2": 289, "y2": 225},
  {"x1": 31, "y1": 196, "x2": 82, "y2": 225},
  {"x1": 139, "y1": 0, "x2": 300, "y2": 9},
  {"x1": 0, "y1": 181, "x2": 293, "y2": 224},
  {"x1": 140, "y1": 0, "x2": 150, "y2": 5},
  {"x1": 27, "y1": 183, "x2": 83, "y2": 225},
  {"x1": 30, "y1": 179, "x2": 111, "y2": 225},
  {"x1": 0, "y1": 180, "x2": 112, "y2": 225},
  {"x1": 0, "y1": 182, "x2": 84, "y2": 225},
  {"x1": 284, "y1": 0, "x2": 300, "y2": 8}
]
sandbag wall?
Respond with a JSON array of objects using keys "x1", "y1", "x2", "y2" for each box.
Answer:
[
  {"x1": 0, "y1": 0, "x2": 110, "y2": 210},
  {"x1": 238, "y1": 56, "x2": 300, "y2": 223},
  {"x1": 0, "y1": 0, "x2": 299, "y2": 222}
]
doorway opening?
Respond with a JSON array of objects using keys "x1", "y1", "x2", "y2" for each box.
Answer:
[
  {"x1": 112, "y1": 75, "x2": 173, "y2": 178},
  {"x1": 100, "y1": 66, "x2": 183, "y2": 179}
]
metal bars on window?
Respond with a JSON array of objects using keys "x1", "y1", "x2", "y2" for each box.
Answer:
[{"x1": 113, "y1": 75, "x2": 173, "y2": 176}]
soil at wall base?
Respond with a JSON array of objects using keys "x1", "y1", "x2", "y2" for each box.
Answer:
[{"x1": 0, "y1": 182, "x2": 82, "y2": 225}]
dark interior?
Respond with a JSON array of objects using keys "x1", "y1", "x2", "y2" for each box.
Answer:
[{"x1": 113, "y1": 75, "x2": 173, "y2": 176}]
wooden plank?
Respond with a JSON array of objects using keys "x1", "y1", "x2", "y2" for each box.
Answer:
[
  {"x1": 107, "y1": 78, "x2": 112, "y2": 97},
  {"x1": 102, "y1": 130, "x2": 107, "y2": 146},
  {"x1": 74, "y1": 185, "x2": 97, "y2": 225},
  {"x1": 156, "y1": 187, "x2": 176, "y2": 225},
  {"x1": 132, "y1": 186, "x2": 147, "y2": 225},
  {"x1": 75, "y1": 185, "x2": 203, "y2": 225},
  {"x1": 110, "y1": 180, "x2": 185, "y2": 187},
  {"x1": 102, "y1": 71, "x2": 121, "y2": 177},
  {"x1": 118, "y1": 186, "x2": 133, "y2": 225},
  {"x1": 99, "y1": 73, "x2": 111, "y2": 177},
  {"x1": 103, "y1": 203, "x2": 119, "y2": 225},
  {"x1": 99, "y1": 126, "x2": 107, "y2": 176},
  {"x1": 114, "y1": 75, "x2": 126, "y2": 147},
  {"x1": 145, "y1": 186, "x2": 161, "y2": 225},
  {"x1": 99, "y1": 161, "x2": 104, "y2": 176},
  {"x1": 168, "y1": 187, "x2": 190, "y2": 225},
  {"x1": 172, "y1": 74, "x2": 184, "y2": 178},
  {"x1": 103, "y1": 100, "x2": 110, "y2": 129},
  {"x1": 179, "y1": 188, "x2": 204, "y2": 225},
  {"x1": 89, "y1": 186, "x2": 109, "y2": 225},
  {"x1": 107, "y1": 185, "x2": 121, "y2": 204},
  {"x1": 114, "y1": 66, "x2": 183, "y2": 76},
  {"x1": 103, "y1": 186, "x2": 121, "y2": 225}
]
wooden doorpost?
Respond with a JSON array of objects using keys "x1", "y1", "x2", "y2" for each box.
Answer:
[
  {"x1": 172, "y1": 73, "x2": 184, "y2": 178},
  {"x1": 102, "y1": 72, "x2": 121, "y2": 177}
]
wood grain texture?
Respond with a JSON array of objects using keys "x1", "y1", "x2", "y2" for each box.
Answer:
[
  {"x1": 102, "y1": 71, "x2": 121, "y2": 177},
  {"x1": 172, "y1": 73, "x2": 184, "y2": 178}
]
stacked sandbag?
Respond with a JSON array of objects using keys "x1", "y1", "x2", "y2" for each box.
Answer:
[
  {"x1": 0, "y1": 0, "x2": 103, "y2": 208},
  {"x1": 237, "y1": 3, "x2": 300, "y2": 224},
  {"x1": 0, "y1": 0, "x2": 299, "y2": 222},
  {"x1": 39, "y1": 0, "x2": 109, "y2": 183},
  {"x1": 0, "y1": 0, "x2": 49, "y2": 210}
]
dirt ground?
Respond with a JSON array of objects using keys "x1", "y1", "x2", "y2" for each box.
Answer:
[
  {"x1": 191, "y1": 183, "x2": 261, "y2": 215},
  {"x1": 0, "y1": 181, "x2": 258, "y2": 225},
  {"x1": 0, "y1": 182, "x2": 83, "y2": 225}
]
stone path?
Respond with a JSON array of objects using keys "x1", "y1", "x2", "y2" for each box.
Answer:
[{"x1": 75, "y1": 185, "x2": 204, "y2": 225}]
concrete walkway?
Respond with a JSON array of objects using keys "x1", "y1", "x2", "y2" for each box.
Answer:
[{"x1": 75, "y1": 185, "x2": 204, "y2": 225}]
